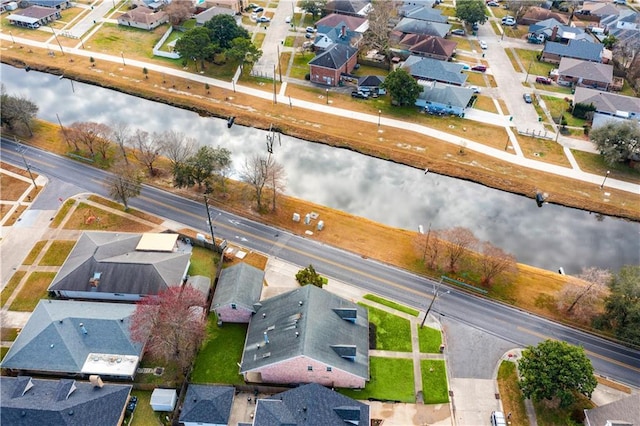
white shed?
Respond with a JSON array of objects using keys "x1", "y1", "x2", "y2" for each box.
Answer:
[{"x1": 150, "y1": 388, "x2": 177, "y2": 411}]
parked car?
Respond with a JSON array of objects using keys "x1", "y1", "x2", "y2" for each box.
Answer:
[
  {"x1": 479, "y1": 40, "x2": 488, "y2": 49},
  {"x1": 451, "y1": 29, "x2": 465, "y2": 36},
  {"x1": 471, "y1": 64, "x2": 487, "y2": 72},
  {"x1": 470, "y1": 86, "x2": 481, "y2": 93},
  {"x1": 351, "y1": 91, "x2": 369, "y2": 99},
  {"x1": 523, "y1": 93, "x2": 533, "y2": 103},
  {"x1": 285, "y1": 15, "x2": 291, "y2": 23},
  {"x1": 472, "y1": 22, "x2": 479, "y2": 30},
  {"x1": 306, "y1": 26, "x2": 316, "y2": 33},
  {"x1": 254, "y1": 6, "x2": 264, "y2": 12},
  {"x1": 487, "y1": 1, "x2": 499, "y2": 6},
  {"x1": 502, "y1": 16, "x2": 516, "y2": 26},
  {"x1": 258, "y1": 16, "x2": 270, "y2": 23},
  {"x1": 491, "y1": 411, "x2": 507, "y2": 426},
  {"x1": 535, "y1": 76, "x2": 552, "y2": 85}
]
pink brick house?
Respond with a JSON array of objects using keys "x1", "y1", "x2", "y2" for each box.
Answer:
[
  {"x1": 211, "y1": 263, "x2": 264, "y2": 323},
  {"x1": 309, "y1": 44, "x2": 359, "y2": 87},
  {"x1": 240, "y1": 285, "x2": 369, "y2": 389}
]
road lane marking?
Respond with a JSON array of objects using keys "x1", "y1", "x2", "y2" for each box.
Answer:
[{"x1": 517, "y1": 327, "x2": 640, "y2": 373}]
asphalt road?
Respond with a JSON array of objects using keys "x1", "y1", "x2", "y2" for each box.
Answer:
[{"x1": 2, "y1": 138, "x2": 639, "y2": 388}]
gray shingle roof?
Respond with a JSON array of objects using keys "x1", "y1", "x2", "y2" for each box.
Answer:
[
  {"x1": 584, "y1": 394, "x2": 640, "y2": 426},
  {"x1": 1, "y1": 376, "x2": 131, "y2": 426},
  {"x1": 543, "y1": 40, "x2": 602, "y2": 62},
  {"x1": 211, "y1": 263, "x2": 264, "y2": 311},
  {"x1": 405, "y1": 7, "x2": 448, "y2": 23},
  {"x1": 402, "y1": 55, "x2": 467, "y2": 85},
  {"x1": 357, "y1": 75, "x2": 385, "y2": 87},
  {"x1": 574, "y1": 87, "x2": 640, "y2": 116},
  {"x1": 1, "y1": 300, "x2": 143, "y2": 376},
  {"x1": 309, "y1": 43, "x2": 359, "y2": 70},
  {"x1": 417, "y1": 82, "x2": 474, "y2": 108},
  {"x1": 179, "y1": 385, "x2": 234, "y2": 424},
  {"x1": 394, "y1": 17, "x2": 451, "y2": 38},
  {"x1": 48, "y1": 232, "x2": 190, "y2": 296},
  {"x1": 254, "y1": 383, "x2": 369, "y2": 426},
  {"x1": 558, "y1": 57, "x2": 613, "y2": 83},
  {"x1": 240, "y1": 286, "x2": 369, "y2": 381}
]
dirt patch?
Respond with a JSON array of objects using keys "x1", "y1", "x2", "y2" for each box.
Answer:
[
  {"x1": 0, "y1": 173, "x2": 31, "y2": 201},
  {"x1": 63, "y1": 202, "x2": 154, "y2": 233}
]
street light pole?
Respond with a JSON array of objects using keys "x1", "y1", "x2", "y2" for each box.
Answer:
[
  {"x1": 16, "y1": 138, "x2": 37, "y2": 189},
  {"x1": 421, "y1": 277, "x2": 445, "y2": 328},
  {"x1": 9, "y1": 31, "x2": 15, "y2": 44},
  {"x1": 121, "y1": 51, "x2": 126, "y2": 66},
  {"x1": 326, "y1": 88, "x2": 329, "y2": 104},
  {"x1": 378, "y1": 110, "x2": 381, "y2": 128},
  {"x1": 525, "y1": 61, "x2": 533, "y2": 83},
  {"x1": 600, "y1": 170, "x2": 610, "y2": 189}
]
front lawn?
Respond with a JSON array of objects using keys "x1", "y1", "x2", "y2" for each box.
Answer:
[
  {"x1": 534, "y1": 393, "x2": 595, "y2": 426},
  {"x1": 417, "y1": 325, "x2": 442, "y2": 353},
  {"x1": 515, "y1": 48, "x2": 554, "y2": 77},
  {"x1": 191, "y1": 316, "x2": 247, "y2": 384},
  {"x1": 363, "y1": 294, "x2": 419, "y2": 316},
  {"x1": 9, "y1": 272, "x2": 56, "y2": 312},
  {"x1": 1, "y1": 271, "x2": 25, "y2": 307},
  {"x1": 497, "y1": 361, "x2": 527, "y2": 425},
  {"x1": 340, "y1": 357, "x2": 415, "y2": 402},
  {"x1": 188, "y1": 246, "x2": 217, "y2": 279},
  {"x1": 421, "y1": 360, "x2": 449, "y2": 403},
  {"x1": 40, "y1": 240, "x2": 76, "y2": 266},
  {"x1": 23, "y1": 241, "x2": 47, "y2": 265},
  {"x1": 361, "y1": 304, "x2": 412, "y2": 352}
]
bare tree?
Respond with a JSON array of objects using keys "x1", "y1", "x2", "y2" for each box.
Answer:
[
  {"x1": 362, "y1": 0, "x2": 396, "y2": 57},
  {"x1": 505, "y1": 0, "x2": 539, "y2": 22},
  {"x1": 477, "y1": 242, "x2": 517, "y2": 287},
  {"x1": 158, "y1": 129, "x2": 198, "y2": 172},
  {"x1": 415, "y1": 228, "x2": 443, "y2": 270},
  {"x1": 105, "y1": 158, "x2": 142, "y2": 210},
  {"x1": 0, "y1": 85, "x2": 39, "y2": 137},
  {"x1": 439, "y1": 227, "x2": 478, "y2": 273},
  {"x1": 130, "y1": 129, "x2": 161, "y2": 175},
  {"x1": 130, "y1": 286, "x2": 207, "y2": 381},
  {"x1": 110, "y1": 121, "x2": 131, "y2": 164},
  {"x1": 241, "y1": 154, "x2": 284, "y2": 212},
  {"x1": 557, "y1": 267, "x2": 611, "y2": 322},
  {"x1": 165, "y1": 0, "x2": 194, "y2": 26},
  {"x1": 67, "y1": 122, "x2": 111, "y2": 158}
]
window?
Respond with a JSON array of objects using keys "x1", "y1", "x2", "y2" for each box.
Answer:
[
  {"x1": 307, "y1": 366, "x2": 313, "y2": 371},
  {"x1": 326, "y1": 366, "x2": 332, "y2": 372},
  {"x1": 231, "y1": 303, "x2": 237, "y2": 310}
]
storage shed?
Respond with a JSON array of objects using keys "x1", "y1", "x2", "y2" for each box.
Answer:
[{"x1": 150, "y1": 388, "x2": 177, "y2": 411}]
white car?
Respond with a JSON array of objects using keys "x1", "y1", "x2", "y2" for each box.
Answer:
[
  {"x1": 470, "y1": 86, "x2": 481, "y2": 94},
  {"x1": 285, "y1": 16, "x2": 291, "y2": 23},
  {"x1": 479, "y1": 40, "x2": 488, "y2": 49}
]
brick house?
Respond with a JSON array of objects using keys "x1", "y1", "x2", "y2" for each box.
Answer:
[
  {"x1": 557, "y1": 58, "x2": 615, "y2": 91},
  {"x1": 399, "y1": 33, "x2": 457, "y2": 61},
  {"x1": 117, "y1": 6, "x2": 168, "y2": 30},
  {"x1": 210, "y1": 263, "x2": 264, "y2": 323},
  {"x1": 308, "y1": 43, "x2": 359, "y2": 87},
  {"x1": 240, "y1": 285, "x2": 369, "y2": 388}
]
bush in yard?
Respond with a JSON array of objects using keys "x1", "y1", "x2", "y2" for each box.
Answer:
[{"x1": 295, "y1": 264, "x2": 324, "y2": 288}]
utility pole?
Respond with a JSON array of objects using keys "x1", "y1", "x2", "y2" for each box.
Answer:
[
  {"x1": 421, "y1": 277, "x2": 445, "y2": 328},
  {"x1": 203, "y1": 196, "x2": 216, "y2": 250},
  {"x1": 16, "y1": 138, "x2": 37, "y2": 188}
]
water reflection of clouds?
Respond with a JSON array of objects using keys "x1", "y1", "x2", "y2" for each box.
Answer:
[{"x1": 5, "y1": 65, "x2": 638, "y2": 274}]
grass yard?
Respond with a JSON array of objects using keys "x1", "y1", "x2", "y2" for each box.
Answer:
[
  {"x1": 290, "y1": 50, "x2": 315, "y2": 79},
  {"x1": 473, "y1": 95, "x2": 498, "y2": 113},
  {"x1": 363, "y1": 294, "x2": 419, "y2": 316},
  {"x1": 135, "y1": 356, "x2": 180, "y2": 387},
  {"x1": 86, "y1": 23, "x2": 169, "y2": 61},
  {"x1": 9, "y1": 272, "x2": 56, "y2": 312},
  {"x1": 570, "y1": 151, "x2": 640, "y2": 185},
  {"x1": 417, "y1": 326, "x2": 442, "y2": 353},
  {"x1": 63, "y1": 202, "x2": 154, "y2": 232},
  {"x1": 504, "y1": 48, "x2": 522, "y2": 72},
  {"x1": 51, "y1": 199, "x2": 75, "y2": 228},
  {"x1": 191, "y1": 316, "x2": 247, "y2": 385},
  {"x1": 361, "y1": 304, "x2": 412, "y2": 352},
  {"x1": 87, "y1": 195, "x2": 163, "y2": 223},
  {"x1": 534, "y1": 394, "x2": 594, "y2": 426},
  {"x1": 188, "y1": 246, "x2": 217, "y2": 279},
  {"x1": 1, "y1": 271, "x2": 25, "y2": 307},
  {"x1": 39, "y1": 240, "x2": 75, "y2": 266},
  {"x1": 497, "y1": 361, "x2": 528, "y2": 426},
  {"x1": 1, "y1": 327, "x2": 20, "y2": 341},
  {"x1": 126, "y1": 390, "x2": 163, "y2": 426},
  {"x1": 22, "y1": 241, "x2": 47, "y2": 265},
  {"x1": 532, "y1": 83, "x2": 573, "y2": 95},
  {"x1": 464, "y1": 71, "x2": 489, "y2": 87},
  {"x1": 0, "y1": 173, "x2": 30, "y2": 201},
  {"x1": 340, "y1": 357, "x2": 415, "y2": 402},
  {"x1": 516, "y1": 134, "x2": 571, "y2": 167},
  {"x1": 1, "y1": 347, "x2": 9, "y2": 362},
  {"x1": 421, "y1": 360, "x2": 449, "y2": 403},
  {"x1": 502, "y1": 25, "x2": 530, "y2": 40},
  {"x1": 515, "y1": 49, "x2": 554, "y2": 77}
]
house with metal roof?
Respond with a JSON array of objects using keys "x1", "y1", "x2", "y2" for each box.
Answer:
[
  {"x1": 179, "y1": 385, "x2": 234, "y2": 426},
  {"x1": 574, "y1": 87, "x2": 640, "y2": 120},
  {"x1": 393, "y1": 17, "x2": 451, "y2": 38},
  {"x1": 584, "y1": 393, "x2": 640, "y2": 426},
  {"x1": 401, "y1": 55, "x2": 468, "y2": 86},
  {"x1": 1, "y1": 300, "x2": 145, "y2": 379},
  {"x1": 240, "y1": 285, "x2": 369, "y2": 389},
  {"x1": 557, "y1": 57, "x2": 614, "y2": 90},
  {"x1": 253, "y1": 383, "x2": 369, "y2": 426},
  {"x1": 308, "y1": 43, "x2": 359, "y2": 86},
  {"x1": 211, "y1": 262, "x2": 264, "y2": 323},
  {"x1": 415, "y1": 81, "x2": 474, "y2": 116},
  {"x1": 541, "y1": 40, "x2": 603, "y2": 64},
  {"x1": 7, "y1": 5, "x2": 61, "y2": 29},
  {"x1": 48, "y1": 232, "x2": 191, "y2": 302},
  {"x1": 0, "y1": 376, "x2": 132, "y2": 426}
]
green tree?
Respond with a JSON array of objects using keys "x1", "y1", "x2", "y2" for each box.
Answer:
[
  {"x1": 299, "y1": 0, "x2": 326, "y2": 17},
  {"x1": 205, "y1": 14, "x2": 250, "y2": 49},
  {"x1": 226, "y1": 37, "x2": 263, "y2": 63},
  {"x1": 106, "y1": 158, "x2": 142, "y2": 210},
  {"x1": 174, "y1": 146, "x2": 231, "y2": 191},
  {"x1": 380, "y1": 68, "x2": 422, "y2": 106},
  {"x1": 174, "y1": 27, "x2": 213, "y2": 70},
  {"x1": 602, "y1": 35, "x2": 617, "y2": 49},
  {"x1": 599, "y1": 265, "x2": 640, "y2": 346},
  {"x1": 518, "y1": 340, "x2": 597, "y2": 408},
  {"x1": 590, "y1": 120, "x2": 640, "y2": 166},
  {"x1": 455, "y1": 0, "x2": 487, "y2": 26},
  {"x1": 295, "y1": 264, "x2": 324, "y2": 288}
]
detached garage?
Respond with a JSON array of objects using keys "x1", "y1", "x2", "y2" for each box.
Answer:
[{"x1": 150, "y1": 388, "x2": 177, "y2": 411}]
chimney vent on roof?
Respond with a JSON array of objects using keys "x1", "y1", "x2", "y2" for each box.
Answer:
[
  {"x1": 262, "y1": 313, "x2": 266, "y2": 318},
  {"x1": 295, "y1": 332, "x2": 299, "y2": 338},
  {"x1": 299, "y1": 300, "x2": 303, "y2": 306},
  {"x1": 264, "y1": 331, "x2": 269, "y2": 344},
  {"x1": 89, "y1": 375, "x2": 104, "y2": 388},
  {"x1": 79, "y1": 323, "x2": 88, "y2": 335}
]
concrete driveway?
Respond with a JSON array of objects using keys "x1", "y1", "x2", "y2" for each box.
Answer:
[{"x1": 251, "y1": 1, "x2": 298, "y2": 79}]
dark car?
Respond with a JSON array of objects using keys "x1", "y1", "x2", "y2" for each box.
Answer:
[
  {"x1": 451, "y1": 29, "x2": 465, "y2": 36},
  {"x1": 351, "y1": 91, "x2": 368, "y2": 99},
  {"x1": 254, "y1": 6, "x2": 264, "y2": 12},
  {"x1": 471, "y1": 65, "x2": 487, "y2": 72},
  {"x1": 523, "y1": 93, "x2": 533, "y2": 103},
  {"x1": 535, "y1": 76, "x2": 552, "y2": 85},
  {"x1": 126, "y1": 396, "x2": 138, "y2": 413}
]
